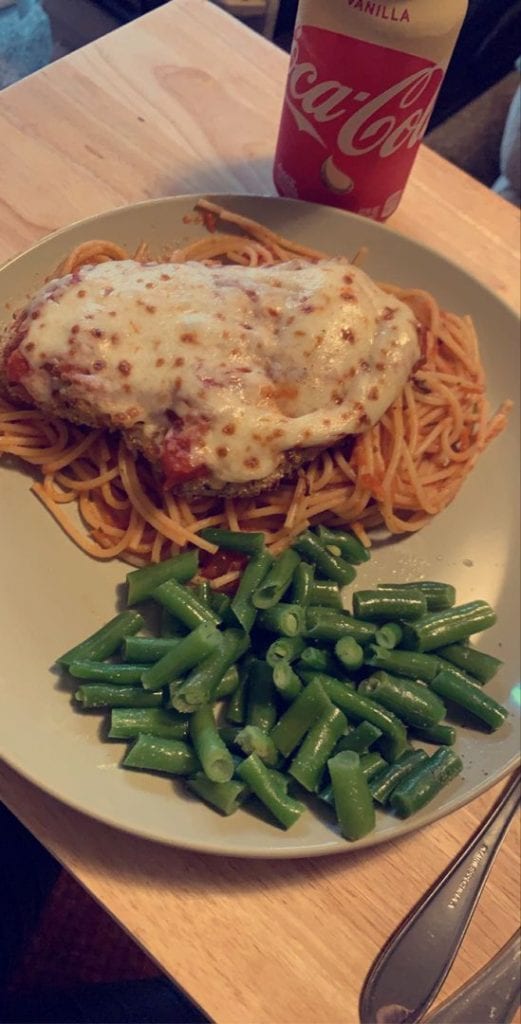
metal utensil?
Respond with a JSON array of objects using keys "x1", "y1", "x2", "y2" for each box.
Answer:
[
  {"x1": 359, "y1": 770, "x2": 520, "y2": 1024},
  {"x1": 425, "y1": 929, "x2": 520, "y2": 1024}
]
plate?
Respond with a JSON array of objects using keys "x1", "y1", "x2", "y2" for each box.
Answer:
[{"x1": 0, "y1": 194, "x2": 519, "y2": 858}]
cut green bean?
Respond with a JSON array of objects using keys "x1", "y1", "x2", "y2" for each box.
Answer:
[
  {"x1": 315, "y1": 525, "x2": 370, "y2": 564},
  {"x1": 309, "y1": 581, "x2": 343, "y2": 610},
  {"x1": 353, "y1": 588, "x2": 427, "y2": 622},
  {"x1": 215, "y1": 665, "x2": 240, "y2": 700},
  {"x1": 194, "y1": 581, "x2": 211, "y2": 605},
  {"x1": 335, "y1": 636, "x2": 364, "y2": 671},
  {"x1": 235, "y1": 725, "x2": 278, "y2": 766},
  {"x1": 298, "y1": 670, "x2": 355, "y2": 693},
  {"x1": 435, "y1": 643, "x2": 502, "y2": 684},
  {"x1": 126, "y1": 551, "x2": 198, "y2": 605},
  {"x1": 401, "y1": 601, "x2": 496, "y2": 652},
  {"x1": 359, "y1": 671, "x2": 446, "y2": 729},
  {"x1": 189, "y1": 704, "x2": 234, "y2": 783},
  {"x1": 257, "y1": 604, "x2": 306, "y2": 637},
  {"x1": 230, "y1": 550, "x2": 274, "y2": 633},
  {"x1": 109, "y1": 708, "x2": 189, "y2": 740},
  {"x1": 369, "y1": 749, "x2": 429, "y2": 805},
  {"x1": 68, "y1": 661, "x2": 146, "y2": 684},
  {"x1": 271, "y1": 678, "x2": 332, "y2": 757},
  {"x1": 291, "y1": 562, "x2": 315, "y2": 605},
  {"x1": 58, "y1": 611, "x2": 144, "y2": 667},
  {"x1": 123, "y1": 734, "x2": 198, "y2": 775},
  {"x1": 198, "y1": 527, "x2": 265, "y2": 554},
  {"x1": 246, "y1": 660, "x2": 278, "y2": 732},
  {"x1": 209, "y1": 591, "x2": 232, "y2": 618},
  {"x1": 293, "y1": 531, "x2": 357, "y2": 585},
  {"x1": 430, "y1": 669, "x2": 508, "y2": 731},
  {"x1": 153, "y1": 578, "x2": 220, "y2": 630},
  {"x1": 320, "y1": 751, "x2": 386, "y2": 805},
  {"x1": 123, "y1": 636, "x2": 180, "y2": 663},
  {"x1": 226, "y1": 665, "x2": 249, "y2": 724},
  {"x1": 140, "y1": 622, "x2": 221, "y2": 691},
  {"x1": 297, "y1": 646, "x2": 343, "y2": 677},
  {"x1": 289, "y1": 705, "x2": 347, "y2": 792},
  {"x1": 390, "y1": 748, "x2": 463, "y2": 818},
  {"x1": 252, "y1": 549, "x2": 300, "y2": 609},
  {"x1": 186, "y1": 773, "x2": 249, "y2": 815},
  {"x1": 272, "y1": 661, "x2": 303, "y2": 701},
  {"x1": 327, "y1": 751, "x2": 375, "y2": 841},
  {"x1": 365, "y1": 645, "x2": 442, "y2": 682},
  {"x1": 75, "y1": 685, "x2": 163, "y2": 709},
  {"x1": 375, "y1": 622, "x2": 403, "y2": 650},
  {"x1": 377, "y1": 581, "x2": 456, "y2": 611},
  {"x1": 306, "y1": 608, "x2": 377, "y2": 644},
  {"x1": 411, "y1": 723, "x2": 456, "y2": 746},
  {"x1": 266, "y1": 636, "x2": 306, "y2": 667},
  {"x1": 335, "y1": 721, "x2": 383, "y2": 754},
  {"x1": 313, "y1": 676, "x2": 409, "y2": 761},
  {"x1": 236, "y1": 754, "x2": 305, "y2": 829},
  {"x1": 171, "y1": 629, "x2": 249, "y2": 710}
]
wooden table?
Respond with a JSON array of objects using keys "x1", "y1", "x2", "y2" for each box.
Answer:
[{"x1": 0, "y1": 3, "x2": 519, "y2": 1021}]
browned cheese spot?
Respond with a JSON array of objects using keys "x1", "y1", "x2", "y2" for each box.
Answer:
[
  {"x1": 222, "y1": 423, "x2": 236, "y2": 436},
  {"x1": 118, "y1": 360, "x2": 132, "y2": 376},
  {"x1": 341, "y1": 327, "x2": 355, "y2": 343},
  {"x1": 156, "y1": 358, "x2": 165, "y2": 368}
]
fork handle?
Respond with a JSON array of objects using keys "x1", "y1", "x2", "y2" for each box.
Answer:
[
  {"x1": 425, "y1": 929, "x2": 521, "y2": 1024},
  {"x1": 359, "y1": 770, "x2": 520, "y2": 1024}
]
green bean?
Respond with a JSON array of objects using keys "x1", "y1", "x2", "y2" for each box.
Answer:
[
  {"x1": 215, "y1": 665, "x2": 240, "y2": 700},
  {"x1": 327, "y1": 751, "x2": 375, "y2": 841},
  {"x1": 252, "y1": 549, "x2": 300, "y2": 609},
  {"x1": 272, "y1": 661, "x2": 303, "y2": 701},
  {"x1": 430, "y1": 669, "x2": 508, "y2": 731},
  {"x1": 309, "y1": 581, "x2": 343, "y2": 610},
  {"x1": 390, "y1": 748, "x2": 463, "y2": 818},
  {"x1": 126, "y1": 551, "x2": 198, "y2": 605},
  {"x1": 123, "y1": 636, "x2": 180, "y2": 663},
  {"x1": 226, "y1": 664, "x2": 249, "y2": 724},
  {"x1": 315, "y1": 525, "x2": 370, "y2": 564},
  {"x1": 194, "y1": 581, "x2": 212, "y2": 605},
  {"x1": 353, "y1": 588, "x2": 427, "y2": 622},
  {"x1": 160, "y1": 607, "x2": 185, "y2": 638},
  {"x1": 123, "y1": 734, "x2": 199, "y2": 775},
  {"x1": 306, "y1": 608, "x2": 377, "y2": 644},
  {"x1": 298, "y1": 670, "x2": 355, "y2": 693},
  {"x1": 153, "y1": 578, "x2": 220, "y2": 630},
  {"x1": 171, "y1": 629, "x2": 249, "y2": 710},
  {"x1": 435, "y1": 643, "x2": 502, "y2": 684},
  {"x1": 293, "y1": 531, "x2": 357, "y2": 585},
  {"x1": 235, "y1": 725, "x2": 279, "y2": 766},
  {"x1": 401, "y1": 600, "x2": 496, "y2": 652},
  {"x1": 291, "y1": 562, "x2": 315, "y2": 605},
  {"x1": 58, "y1": 610, "x2": 144, "y2": 667},
  {"x1": 374, "y1": 622, "x2": 403, "y2": 650},
  {"x1": 377, "y1": 580, "x2": 456, "y2": 611},
  {"x1": 297, "y1": 646, "x2": 343, "y2": 677},
  {"x1": 335, "y1": 636, "x2": 364, "y2": 671},
  {"x1": 320, "y1": 751, "x2": 387, "y2": 805},
  {"x1": 359, "y1": 671, "x2": 446, "y2": 729},
  {"x1": 68, "y1": 661, "x2": 145, "y2": 684},
  {"x1": 109, "y1": 708, "x2": 190, "y2": 740},
  {"x1": 189, "y1": 704, "x2": 234, "y2": 782},
  {"x1": 75, "y1": 685, "x2": 163, "y2": 709},
  {"x1": 369, "y1": 749, "x2": 429, "y2": 805},
  {"x1": 236, "y1": 754, "x2": 305, "y2": 829},
  {"x1": 411, "y1": 723, "x2": 456, "y2": 746},
  {"x1": 230, "y1": 550, "x2": 274, "y2": 633},
  {"x1": 140, "y1": 622, "x2": 220, "y2": 691},
  {"x1": 266, "y1": 636, "x2": 306, "y2": 667},
  {"x1": 257, "y1": 603, "x2": 306, "y2": 637},
  {"x1": 186, "y1": 773, "x2": 249, "y2": 815},
  {"x1": 365, "y1": 645, "x2": 442, "y2": 682},
  {"x1": 334, "y1": 721, "x2": 383, "y2": 754},
  {"x1": 246, "y1": 660, "x2": 278, "y2": 732},
  {"x1": 209, "y1": 591, "x2": 232, "y2": 618},
  {"x1": 289, "y1": 705, "x2": 347, "y2": 792},
  {"x1": 198, "y1": 527, "x2": 265, "y2": 554},
  {"x1": 313, "y1": 676, "x2": 409, "y2": 761},
  {"x1": 271, "y1": 678, "x2": 332, "y2": 757}
]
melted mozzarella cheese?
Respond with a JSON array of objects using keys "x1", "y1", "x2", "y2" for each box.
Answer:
[{"x1": 12, "y1": 258, "x2": 419, "y2": 483}]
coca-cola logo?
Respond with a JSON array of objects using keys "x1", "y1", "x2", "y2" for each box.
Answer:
[{"x1": 286, "y1": 28, "x2": 443, "y2": 160}]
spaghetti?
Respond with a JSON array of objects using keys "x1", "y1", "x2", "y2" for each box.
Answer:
[{"x1": 0, "y1": 199, "x2": 511, "y2": 583}]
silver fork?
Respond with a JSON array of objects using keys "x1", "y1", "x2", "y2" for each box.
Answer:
[{"x1": 359, "y1": 770, "x2": 520, "y2": 1024}]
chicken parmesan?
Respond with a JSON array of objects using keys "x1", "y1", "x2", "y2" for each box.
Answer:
[{"x1": 1, "y1": 256, "x2": 419, "y2": 495}]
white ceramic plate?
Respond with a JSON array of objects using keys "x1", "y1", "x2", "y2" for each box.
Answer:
[{"x1": 0, "y1": 195, "x2": 519, "y2": 858}]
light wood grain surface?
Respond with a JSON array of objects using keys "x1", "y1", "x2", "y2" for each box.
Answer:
[{"x1": 0, "y1": 2, "x2": 519, "y2": 1022}]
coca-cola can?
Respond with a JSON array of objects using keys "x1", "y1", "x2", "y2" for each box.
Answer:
[{"x1": 274, "y1": 0, "x2": 468, "y2": 221}]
